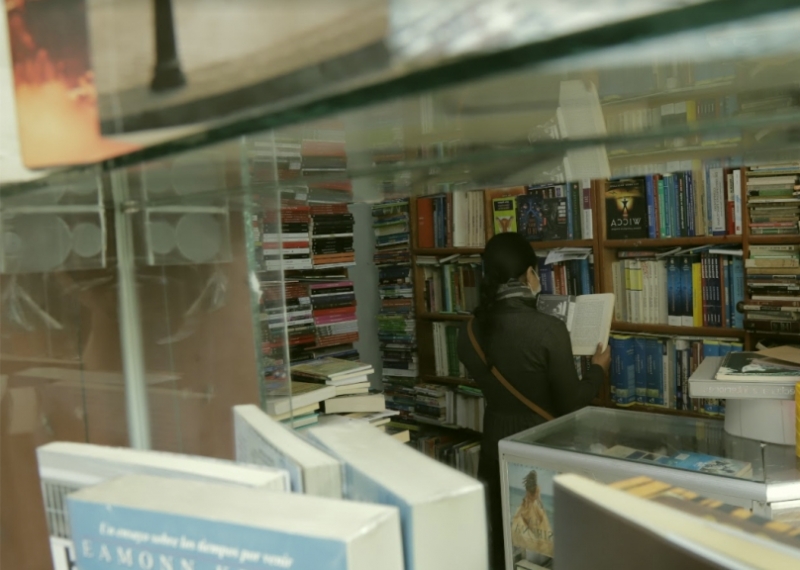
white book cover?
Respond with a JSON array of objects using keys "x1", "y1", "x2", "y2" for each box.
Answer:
[
  {"x1": 37, "y1": 442, "x2": 289, "y2": 570},
  {"x1": 67, "y1": 474, "x2": 404, "y2": 570},
  {"x1": 307, "y1": 422, "x2": 488, "y2": 570},
  {"x1": 234, "y1": 404, "x2": 343, "y2": 498},
  {"x1": 733, "y1": 169, "x2": 743, "y2": 235}
]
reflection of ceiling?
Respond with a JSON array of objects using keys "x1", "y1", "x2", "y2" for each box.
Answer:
[{"x1": 0, "y1": 8, "x2": 46, "y2": 185}]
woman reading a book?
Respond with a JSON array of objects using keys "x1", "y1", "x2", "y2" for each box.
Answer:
[{"x1": 458, "y1": 232, "x2": 610, "y2": 569}]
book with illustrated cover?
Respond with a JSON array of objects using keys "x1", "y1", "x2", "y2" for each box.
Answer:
[
  {"x1": 67, "y1": 474, "x2": 404, "y2": 570},
  {"x1": 536, "y1": 293, "x2": 615, "y2": 355},
  {"x1": 517, "y1": 186, "x2": 569, "y2": 241},
  {"x1": 605, "y1": 178, "x2": 649, "y2": 239},
  {"x1": 492, "y1": 197, "x2": 518, "y2": 234},
  {"x1": 233, "y1": 404, "x2": 343, "y2": 498},
  {"x1": 715, "y1": 351, "x2": 800, "y2": 382},
  {"x1": 36, "y1": 442, "x2": 290, "y2": 570}
]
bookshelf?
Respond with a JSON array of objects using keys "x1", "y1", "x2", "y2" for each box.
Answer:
[{"x1": 402, "y1": 165, "x2": 799, "y2": 423}]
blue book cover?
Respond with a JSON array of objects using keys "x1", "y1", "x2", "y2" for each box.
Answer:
[
  {"x1": 662, "y1": 175, "x2": 672, "y2": 238},
  {"x1": 731, "y1": 257, "x2": 745, "y2": 328},
  {"x1": 669, "y1": 175, "x2": 679, "y2": 239},
  {"x1": 609, "y1": 336, "x2": 623, "y2": 405},
  {"x1": 645, "y1": 339, "x2": 663, "y2": 406},
  {"x1": 633, "y1": 337, "x2": 647, "y2": 404},
  {"x1": 702, "y1": 339, "x2": 721, "y2": 358},
  {"x1": 67, "y1": 475, "x2": 404, "y2": 570},
  {"x1": 645, "y1": 175, "x2": 656, "y2": 239},
  {"x1": 610, "y1": 335, "x2": 636, "y2": 406},
  {"x1": 579, "y1": 259, "x2": 592, "y2": 296},
  {"x1": 564, "y1": 183, "x2": 574, "y2": 240},
  {"x1": 667, "y1": 258, "x2": 680, "y2": 326}
]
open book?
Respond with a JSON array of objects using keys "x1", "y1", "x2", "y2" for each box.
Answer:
[{"x1": 536, "y1": 293, "x2": 615, "y2": 355}]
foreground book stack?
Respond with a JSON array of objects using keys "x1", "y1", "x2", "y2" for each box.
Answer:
[
  {"x1": 307, "y1": 421, "x2": 489, "y2": 570},
  {"x1": 746, "y1": 164, "x2": 800, "y2": 236},
  {"x1": 611, "y1": 247, "x2": 744, "y2": 328},
  {"x1": 234, "y1": 404, "x2": 342, "y2": 497},
  {"x1": 309, "y1": 278, "x2": 359, "y2": 348},
  {"x1": 554, "y1": 474, "x2": 800, "y2": 569},
  {"x1": 36, "y1": 442, "x2": 289, "y2": 570},
  {"x1": 743, "y1": 244, "x2": 800, "y2": 333},
  {"x1": 609, "y1": 333, "x2": 741, "y2": 414},
  {"x1": 67, "y1": 474, "x2": 405, "y2": 570}
]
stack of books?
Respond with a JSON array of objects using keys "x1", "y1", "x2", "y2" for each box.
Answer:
[
  {"x1": 309, "y1": 279, "x2": 358, "y2": 348},
  {"x1": 301, "y1": 138, "x2": 347, "y2": 178},
  {"x1": 746, "y1": 164, "x2": 800, "y2": 236},
  {"x1": 310, "y1": 202, "x2": 356, "y2": 268},
  {"x1": 262, "y1": 191, "x2": 313, "y2": 271},
  {"x1": 410, "y1": 432, "x2": 481, "y2": 479},
  {"x1": 372, "y1": 199, "x2": 419, "y2": 420},
  {"x1": 264, "y1": 381, "x2": 337, "y2": 428},
  {"x1": 416, "y1": 190, "x2": 486, "y2": 248},
  {"x1": 290, "y1": 358, "x2": 386, "y2": 416},
  {"x1": 743, "y1": 244, "x2": 800, "y2": 333},
  {"x1": 611, "y1": 248, "x2": 744, "y2": 328},
  {"x1": 609, "y1": 333, "x2": 741, "y2": 415},
  {"x1": 418, "y1": 255, "x2": 482, "y2": 313},
  {"x1": 248, "y1": 136, "x2": 302, "y2": 185}
]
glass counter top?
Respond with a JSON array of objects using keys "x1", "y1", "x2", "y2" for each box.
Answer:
[{"x1": 503, "y1": 407, "x2": 800, "y2": 485}]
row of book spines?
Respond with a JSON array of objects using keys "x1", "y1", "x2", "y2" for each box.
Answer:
[
  {"x1": 537, "y1": 258, "x2": 594, "y2": 297},
  {"x1": 612, "y1": 256, "x2": 744, "y2": 328},
  {"x1": 422, "y1": 265, "x2": 481, "y2": 314},
  {"x1": 642, "y1": 169, "x2": 741, "y2": 239},
  {"x1": 432, "y1": 322, "x2": 465, "y2": 379},
  {"x1": 609, "y1": 334, "x2": 741, "y2": 412},
  {"x1": 416, "y1": 192, "x2": 485, "y2": 249}
]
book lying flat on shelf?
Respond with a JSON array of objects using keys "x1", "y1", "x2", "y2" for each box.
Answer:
[
  {"x1": 68, "y1": 475, "x2": 404, "y2": 570},
  {"x1": 307, "y1": 422, "x2": 488, "y2": 570},
  {"x1": 323, "y1": 392, "x2": 386, "y2": 414},
  {"x1": 604, "y1": 445, "x2": 753, "y2": 478},
  {"x1": 536, "y1": 293, "x2": 615, "y2": 355},
  {"x1": 715, "y1": 351, "x2": 800, "y2": 382},
  {"x1": 264, "y1": 381, "x2": 337, "y2": 417},
  {"x1": 291, "y1": 357, "x2": 373, "y2": 381},
  {"x1": 553, "y1": 474, "x2": 800, "y2": 570},
  {"x1": 233, "y1": 404, "x2": 343, "y2": 498},
  {"x1": 37, "y1": 442, "x2": 290, "y2": 570}
]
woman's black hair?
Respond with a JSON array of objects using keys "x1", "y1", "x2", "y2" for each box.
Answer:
[{"x1": 474, "y1": 232, "x2": 538, "y2": 348}]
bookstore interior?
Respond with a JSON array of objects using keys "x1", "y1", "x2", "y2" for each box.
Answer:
[{"x1": 7, "y1": 2, "x2": 800, "y2": 569}]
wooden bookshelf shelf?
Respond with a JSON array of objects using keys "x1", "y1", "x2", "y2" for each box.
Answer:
[
  {"x1": 412, "y1": 247, "x2": 483, "y2": 255},
  {"x1": 417, "y1": 313, "x2": 471, "y2": 321},
  {"x1": 603, "y1": 236, "x2": 743, "y2": 248},
  {"x1": 530, "y1": 239, "x2": 594, "y2": 249},
  {"x1": 419, "y1": 375, "x2": 478, "y2": 388},
  {"x1": 611, "y1": 403, "x2": 723, "y2": 421},
  {"x1": 747, "y1": 235, "x2": 800, "y2": 245},
  {"x1": 611, "y1": 322, "x2": 746, "y2": 338}
]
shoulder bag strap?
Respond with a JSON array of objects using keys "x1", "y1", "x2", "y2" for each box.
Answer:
[{"x1": 467, "y1": 318, "x2": 555, "y2": 422}]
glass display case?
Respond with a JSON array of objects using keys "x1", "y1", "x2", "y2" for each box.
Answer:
[
  {"x1": 5, "y1": 1, "x2": 800, "y2": 568},
  {"x1": 499, "y1": 407, "x2": 800, "y2": 569}
]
